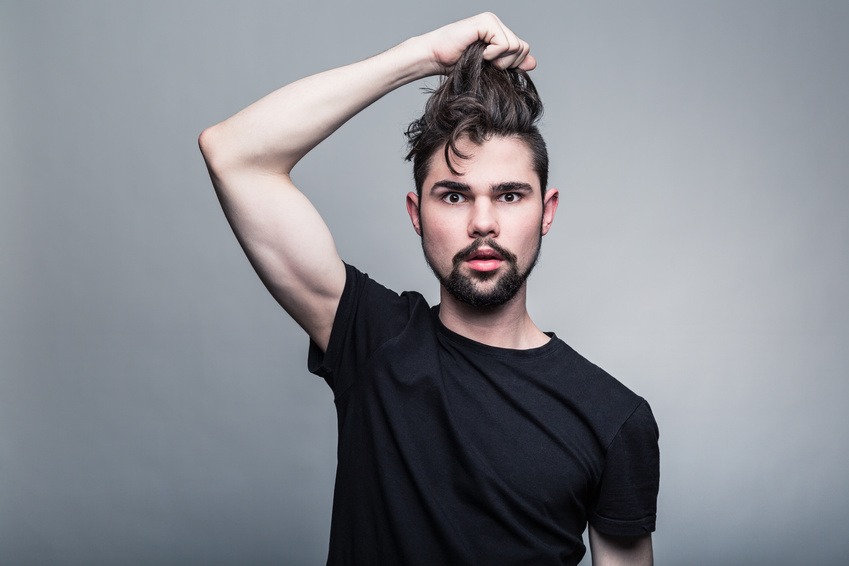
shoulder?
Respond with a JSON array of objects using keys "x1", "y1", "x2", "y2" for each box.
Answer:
[
  {"x1": 341, "y1": 263, "x2": 431, "y2": 321},
  {"x1": 552, "y1": 338, "x2": 642, "y2": 403},
  {"x1": 548, "y1": 338, "x2": 655, "y2": 443},
  {"x1": 309, "y1": 263, "x2": 434, "y2": 393}
]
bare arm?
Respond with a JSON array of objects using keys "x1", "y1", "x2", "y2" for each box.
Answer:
[
  {"x1": 198, "y1": 13, "x2": 535, "y2": 351},
  {"x1": 589, "y1": 526, "x2": 653, "y2": 566}
]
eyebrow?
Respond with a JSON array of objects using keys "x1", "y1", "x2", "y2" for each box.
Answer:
[{"x1": 429, "y1": 180, "x2": 534, "y2": 195}]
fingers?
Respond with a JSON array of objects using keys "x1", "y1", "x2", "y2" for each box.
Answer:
[
  {"x1": 476, "y1": 13, "x2": 535, "y2": 70},
  {"x1": 423, "y1": 12, "x2": 537, "y2": 75},
  {"x1": 518, "y1": 53, "x2": 537, "y2": 72}
]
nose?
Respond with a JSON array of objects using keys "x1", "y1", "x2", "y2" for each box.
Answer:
[{"x1": 468, "y1": 199, "x2": 499, "y2": 238}]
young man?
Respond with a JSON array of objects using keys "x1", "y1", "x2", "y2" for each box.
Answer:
[{"x1": 200, "y1": 13, "x2": 659, "y2": 566}]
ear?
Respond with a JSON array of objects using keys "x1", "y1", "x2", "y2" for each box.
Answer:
[
  {"x1": 406, "y1": 191, "x2": 422, "y2": 236},
  {"x1": 541, "y1": 187, "x2": 559, "y2": 236}
]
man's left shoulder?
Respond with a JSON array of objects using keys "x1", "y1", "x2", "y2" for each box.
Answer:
[{"x1": 549, "y1": 337, "x2": 652, "y2": 428}]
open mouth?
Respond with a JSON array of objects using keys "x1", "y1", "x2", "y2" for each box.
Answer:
[{"x1": 465, "y1": 248, "x2": 504, "y2": 272}]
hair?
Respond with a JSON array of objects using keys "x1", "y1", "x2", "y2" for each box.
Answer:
[{"x1": 405, "y1": 40, "x2": 548, "y2": 196}]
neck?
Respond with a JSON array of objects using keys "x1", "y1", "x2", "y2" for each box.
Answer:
[{"x1": 437, "y1": 285, "x2": 549, "y2": 349}]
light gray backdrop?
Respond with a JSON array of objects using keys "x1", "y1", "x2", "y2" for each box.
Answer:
[{"x1": 2, "y1": 1, "x2": 847, "y2": 564}]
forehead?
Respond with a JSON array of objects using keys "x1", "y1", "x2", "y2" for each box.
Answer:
[{"x1": 423, "y1": 136, "x2": 539, "y2": 192}]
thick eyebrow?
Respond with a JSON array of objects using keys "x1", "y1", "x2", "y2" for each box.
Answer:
[
  {"x1": 429, "y1": 180, "x2": 534, "y2": 195},
  {"x1": 430, "y1": 180, "x2": 471, "y2": 194}
]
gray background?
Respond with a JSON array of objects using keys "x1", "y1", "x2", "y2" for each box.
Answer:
[{"x1": 2, "y1": 1, "x2": 848, "y2": 564}]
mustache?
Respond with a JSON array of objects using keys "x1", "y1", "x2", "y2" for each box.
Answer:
[{"x1": 451, "y1": 238, "x2": 518, "y2": 267}]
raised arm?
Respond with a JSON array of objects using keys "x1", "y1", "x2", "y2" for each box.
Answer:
[{"x1": 198, "y1": 13, "x2": 534, "y2": 351}]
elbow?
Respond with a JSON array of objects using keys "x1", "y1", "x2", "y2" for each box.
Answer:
[
  {"x1": 198, "y1": 123, "x2": 227, "y2": 174},
  {"x1": 197, "y1": 125, "x2": 214, "y2": 156},
  {"x1": 199, "y1": 122, "x2": 263, "y2": 179}
]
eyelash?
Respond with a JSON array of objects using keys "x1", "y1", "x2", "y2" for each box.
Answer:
[
  {"x1": 442, "y1": 192, "x2": 466, "y2": 204},
  {"x1": 441, "y1": 193, "x2": 522, "y2": 204}
]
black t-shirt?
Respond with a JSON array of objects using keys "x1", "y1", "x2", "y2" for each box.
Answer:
[{"x1": 309, "y1": 264, "x2": 659, "y2": 565}]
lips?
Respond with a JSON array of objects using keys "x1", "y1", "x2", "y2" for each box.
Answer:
[
  {"x1": 465, "y1": 247, "x2": 504, "y2": 272},
  {"x1": 466, "y1": 248, "x2": 504, "y2": 262},
  {"x1": 451, "y1": 239, "x2": 517, "y2": 272}
]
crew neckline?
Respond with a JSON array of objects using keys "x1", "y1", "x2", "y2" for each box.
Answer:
[{"x1": 431, "y1": 305, "x2": 561, "y2": 359}]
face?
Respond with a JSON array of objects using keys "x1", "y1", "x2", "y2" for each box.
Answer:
[{"x1": 406, "y1": 135, "x2": 558, "y2": 308}]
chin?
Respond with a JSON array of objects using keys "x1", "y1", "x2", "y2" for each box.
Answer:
[{"x1": 442, "y1": 265, "x2": 527, "y2": 308}]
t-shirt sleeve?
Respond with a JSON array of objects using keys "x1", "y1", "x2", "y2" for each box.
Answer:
[
  {"x1": 307, "y1": 263, "x2": 414, "y2": 397},
  {"x1": 589, "y1": 399, "x2": 660, "y2": 537}
]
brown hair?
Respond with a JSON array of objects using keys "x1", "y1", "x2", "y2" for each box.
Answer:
[{"x1": 405, "y1": 40, "x2": 548, "y2": 195}]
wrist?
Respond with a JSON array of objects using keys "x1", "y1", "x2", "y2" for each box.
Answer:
[{"x1": 389, "y1": 35, "x2": 443, "y2": 83}]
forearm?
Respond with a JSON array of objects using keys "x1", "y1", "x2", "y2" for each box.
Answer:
[
  {"x1": 200, "y1": 12, "x2": 535, "y2": 178},
  {"x1": 199, "y1": 36, "x2": 436, "y2": 176}
]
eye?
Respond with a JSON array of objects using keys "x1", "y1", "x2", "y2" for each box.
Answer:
[
  {"x1": 442, "y1": 192, "x2": 467, "y2": 204},
  {"x1": 498, "y1": 192, "x2": 521, "y2": 203}
]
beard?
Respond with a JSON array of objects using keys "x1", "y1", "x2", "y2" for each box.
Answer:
[{"x1": 422, "y1": 233, "x2": 542, "y2": 308}]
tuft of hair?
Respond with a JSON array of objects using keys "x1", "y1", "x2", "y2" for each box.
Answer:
[{"x1": 405, "y1": 40, "x2": 548, "y2": 194}]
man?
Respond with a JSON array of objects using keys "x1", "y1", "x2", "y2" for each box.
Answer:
[{"x1": 200, "y1": 13, "x2": 659, "y2": 565}]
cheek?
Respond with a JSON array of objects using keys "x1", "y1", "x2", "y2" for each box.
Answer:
[
  {"x1": 421, "y1": 226, "x2": 452, "y2": 257},
  {"x1": 512, "y1": 215, "x2": 535, "y2": 235},
  {"x1": 512, "y1": 217, "x2": 545, "y2": 254},
  {"x1": 419, "y1": 207, "x2": 458, "y2": 241},
  {"x1": 420, "y1": 220, "x2": 463, "y2": 269}
]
